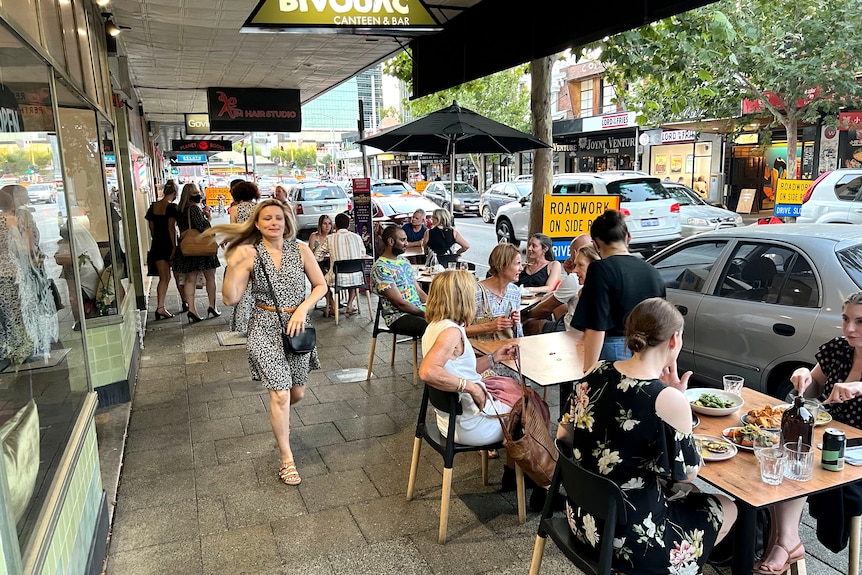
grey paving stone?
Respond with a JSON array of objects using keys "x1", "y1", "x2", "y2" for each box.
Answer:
[
  {"x1": 271, "y1": 506, "x2": 366, "y2": 564},
  {"x1": 120, "y1": 443, "x2": 194, "y2": 478},
  {"x1": 110, "y1": 498, "x2": 199, "y2": 552},
  {"x1": 128, "y1": 403, "x2": 192, "y2": 432},
  {"x1": 207, "y1": 395, "x2": 267, "y2": 419},
  {"x1": 317, "y1": 437, "x2": 395, "y2": 472},
  {"x1": 290, "y1": 422, "x2": 346, "y2": 451},
  {"x1": 140, "y1": 353, "x2": 188, "y2": 368},
  {"x1": 115, "y1": 469, "x2": 196, "y2": 512},
  {"x1": 200, "y1": 523, "x2": 279, "y2": 575},
  {"x1": 195, "y1": 460, "x2": 258, "y2": 497},
  {"x1": 138, "y1": 364, "x2": 187, "y2": 381},
  {"x1": 125, "y1": 422, "x2": 190, "y2": 454},
  {"x1": 189, "y1": 402, "x2": 209, "y2": 421},
  {"x1": 298, "y1": 468, "x2": 381, "y2": 513},
  {"x1": 410, "y1": 522, "x2": 520, "y2": 575},
  {"x1": 185, "y1": 351, "x2": 210, "y2": 364},
  {"x1": 197, "y1": 495, "x2": 227, "y2": 536},
  {"x1": 239, "y1": 411, "x2": 274, "y2": 436},
  {"x1": 106, "y1": 538, "x2": 203, "y2": 575},
  {"x1": 364, "y1": 457, "x2": 441, "y2": 498},
  {"x1": 334, "y1": 413, "x2": 399, "y2": 441},
  {"x1": 191, "y1": 416, "x2": 245, "y2": 443},
  {"x1": 133, "y1": 377, "x2": 174, "y2": 395},
  {"x1": 132, "y1": 390, "x2": 189, "y2": 410},
  {"x1": 327, "y1": 537, "x2": 433, "y2": 575},
  {"x1": 349, "y1": 493, "x2": 450, "y2": 543},
  {"x1": 345, "y1": 393, "x2": 410, "y2": 416},
  {"x1": 252, "y1": 450, "x2": 327, "y2": 488},
  {"x1": 188, "y1": 384, "x2": 233, "y2": 404},
  {"x1": 311, "y1": 382, "x2": 370, "y2": 403},
  {"x1": 228, "y1": 379, "x2": 265, "y2": 398},
  {"x1": 222, "y1": 484, "x2": 306, "y2": 529},
  {"x1": 294, "y1": 400, "x2": 358, "y2": 426},
  {"x1": 193, "y1": 441, "x2": 219, "y2": 468},
  {"x1": 213, "y1": 431, "x2": 279, "y2": 464}
]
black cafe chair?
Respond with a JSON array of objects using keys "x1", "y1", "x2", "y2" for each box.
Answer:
[
  {"x1": 330, "y1": 258, "x2": 373, "y2": 325},
  {"x1": 436, "y1": 253, "x2": 460, "y2": 269},
  {"x1": 528, "y1": 440, "x2": 626, "y2": 575},
  {"x1": 406, "y1": 384, "x2": 526, "y2": 544},
  {"x1": 366, "y1": 297, "x2": 422, "y2": 385}
]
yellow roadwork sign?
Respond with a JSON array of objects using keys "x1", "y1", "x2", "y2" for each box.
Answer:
[{"x1": 542, "y1": 195, "x2": 620, "y2": 238}]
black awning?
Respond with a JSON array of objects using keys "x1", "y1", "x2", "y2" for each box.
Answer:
[{"x1": 409, "y1": 0, "x2": 715, "y2": 99}]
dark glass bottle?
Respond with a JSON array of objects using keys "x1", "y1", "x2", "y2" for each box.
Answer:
[{"x1": 780, "y1": 395, "x2": 815, "y2": 447}]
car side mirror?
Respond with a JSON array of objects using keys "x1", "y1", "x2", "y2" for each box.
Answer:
[{"x1": 519, "y1": 196, "x2": 529, "y2": 205}]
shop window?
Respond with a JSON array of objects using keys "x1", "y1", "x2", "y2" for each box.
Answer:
[
  {"x1": 73, "y1": 1, "x2": 99, "y2": 103},
  {"x1": 0, "y1": 28, "x2": 88, "y2": 552},
  {"x1": 56, "y1": 0, "x2": 83, "y2": 87},
  {"x1": 0, "y1": 0, "x2": 39, "y2": 44},
  {"x1": 35, "y1": 0, "x2": 66, "y2": 69},
  {"x1": 579, "y1": 80, "x2": 593, "y2": 118}
]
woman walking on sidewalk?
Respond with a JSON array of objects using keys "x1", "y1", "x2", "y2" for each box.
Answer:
[{"x1": 209, "y1": 199, "x2": 328, "y2": 486}]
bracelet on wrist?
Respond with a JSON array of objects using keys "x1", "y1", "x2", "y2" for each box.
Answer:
[
  {"x1": 457, "y1": 378, "x2": 467, "y2": 393},
  {"x1": 488, "y1": 352, "x2": 496, "y2": 369}
]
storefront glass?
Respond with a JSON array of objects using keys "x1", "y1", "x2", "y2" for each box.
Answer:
[
  {"x1": 0, "y1": 25, "x2": 88, "y2": 551},
  {"x1": 651, "y1": 141, "x2": 712, "y2": 195}
]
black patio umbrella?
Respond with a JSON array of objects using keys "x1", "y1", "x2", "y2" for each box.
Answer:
[{"x1": 357, "y1": 100, "x2": 551, "y2": 211}]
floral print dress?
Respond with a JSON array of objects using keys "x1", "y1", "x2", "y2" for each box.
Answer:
[{"x1": 559, "y1": 361, "x2": 723, "y2": 575}]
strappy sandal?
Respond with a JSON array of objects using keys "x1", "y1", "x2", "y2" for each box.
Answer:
[
  {"x1": 278, "y1": 461, "x2": 301, "y2": 486},
  {"x1": 753, "y1": 542, "x2": 804, "y2": 574}
]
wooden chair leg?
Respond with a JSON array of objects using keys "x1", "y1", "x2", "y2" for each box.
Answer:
[
  {"x1": 515, "y1": 465, "x2": 525, "y2": 524},
  {"x1": 333, "y1": 290, "x2": 340, "y2": 325},
  {"x1": 789, "y1": 558, "x2": 807, "y2": 575},
  {"x1": 390, "y1": 333, "x2": 397, "y2": 366},
  {"x1": 849, "y1": 515, "x2": 861, "y2": 575},
  {"x1": 366, "y1": 336, "x2": 378, "y2": 381},
  {"x1": 439, "y1": 467, "x2": 454, "y2": 544},
  {"x1": 406, "y1": 437, "x2": 422, "y2": 501},
  {"x1": 528, "y1": 536, "x2": 548, "y2": 575},
  {"x1": 481, "y1": 450, "x2": 489, "y2": 485},
  {"x1": 412, "y1": 339, "x2": 418, "y2": 385}
]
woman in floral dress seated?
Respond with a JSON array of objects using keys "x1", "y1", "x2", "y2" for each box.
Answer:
[{"x1": 556, "y1": 297, "x2": 737, "y2": 575}]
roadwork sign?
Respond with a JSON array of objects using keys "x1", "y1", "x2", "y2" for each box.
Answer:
[{"x1": 542, "y1": 195, "x2": 620, "y2": 238}]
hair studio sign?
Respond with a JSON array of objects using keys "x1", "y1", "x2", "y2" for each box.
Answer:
[{"x1": 206, "y1": 87, "x2": 301, "y2": 132}]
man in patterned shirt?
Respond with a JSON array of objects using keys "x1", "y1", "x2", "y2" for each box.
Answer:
[{"x1": 371, "y1": 226, "x2": 427, "y2": 335}]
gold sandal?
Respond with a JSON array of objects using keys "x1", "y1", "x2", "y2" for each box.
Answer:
[{"x1": 278, "y1": 461, "x2": 301, "y2": 486}]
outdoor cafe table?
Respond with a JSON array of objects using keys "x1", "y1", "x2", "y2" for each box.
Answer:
[
  {"x1": 693, "y1": 386, "x2": 862, "y2": 575},
  {"x1": 471, "y1": 330, "x2": 584, "y2": 410}
]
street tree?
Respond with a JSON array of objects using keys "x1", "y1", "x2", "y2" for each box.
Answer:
[{"x1": 593, "y1": 0, "x2": 862, "y2": 173}]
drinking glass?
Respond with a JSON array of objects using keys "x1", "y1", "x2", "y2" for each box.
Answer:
[
  {"x1": 447, "y1": 262, "x2": 458, "y2": 271},
  {"x1": 803, "y1": 399, "x2": 822, "y2": 423},
  {"x1": 759, "y1": 447, "x2": 786, "y2": 485},
  {"x1": 784, "y1": 441, "x2": 814, "y2": 481},
  {"x1": 753, "y1": 432, "x2": 777, "y2": 461},
  {"x1": 722, "y1": 375, "x2": 745, "y2": 395}
]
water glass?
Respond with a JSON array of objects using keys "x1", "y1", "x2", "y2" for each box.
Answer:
[
  {"x1": 784, "y1": 441, "x2": 814, "y2": 482},
  {"x1": 447, "y1": 262, "x2": 458, "y2": 271},
  {"x1": 759, "y1": 447, "x2": 786, "y2": 485},
  {"x1": 753, "y1": 432, "x2": 777, "y2": 461},
  {"x1": 803, "y1": 399, "x2": 822, "y2": 423},
  {"x1": 722, "y1": 374, "x2": 745, "y2": 395}
]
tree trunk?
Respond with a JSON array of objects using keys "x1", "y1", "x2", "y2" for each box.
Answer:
[{"x1": 529, "y1": 56, "x2": 553, "y2": 238}]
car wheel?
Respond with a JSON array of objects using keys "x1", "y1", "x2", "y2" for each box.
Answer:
[
  {"x1": 482, "y1": 206, "x2": 493, "y2": 223},
  {"x1": 496, "y1": 218, "x2": 516, "y2": 244}
]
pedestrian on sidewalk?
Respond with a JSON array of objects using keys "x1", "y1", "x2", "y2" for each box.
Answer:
[{"x1": 208, "y1": 199, "x2": 328, "y2": 486}]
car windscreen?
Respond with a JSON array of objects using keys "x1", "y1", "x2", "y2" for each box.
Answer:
[
  {"x1": 379, "y1": 199, "x2": 432, "y2": 215},
  {"x1": 448, "y1": 183, "x2": 477, "y2": 195},
  {"x1": 303, "y1": 185, "x2": 344, "y2": 201},
  {"x1": 665, "y1": 187, "x2": 695, "y2": 206},
  {"x1": 606, "y1": 180, "x2": 672, "y2": 202},
  {"x1": 514, "y1": 183, "x2": 532, "y2": 197},
  {"x1": 837, "y1": 244, "x2": 862, "y2": 289},
  {"x1": 372, "y1": 184, "x2": 410, "y2": 195}
]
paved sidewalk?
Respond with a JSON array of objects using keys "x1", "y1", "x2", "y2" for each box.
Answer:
[{"x1": 99, "y1": 277, "x2": 853, "y2": 575}]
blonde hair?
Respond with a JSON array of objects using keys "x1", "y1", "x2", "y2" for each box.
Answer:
[
  {"x1": 487, "y1": 243, "x2": 521, "y2": 277},
  {"x1": 844, "y1": 291, "x2": 862, "y2": 307},
  {"x1": 177, "y1": 183, "x2": 200, "y2": 213},
  {"x1": 577, "y1": 244, "x2": 600, "y2": 263},
  {"x1": 425, "y1": 270, "x2": 477, "y2": 326},
  {"x1": 206, "y1": 199, "x2": 296, "y2": 257},
  {"x1": 432, "y1": 208, "x2": 453, "y2": 230}
]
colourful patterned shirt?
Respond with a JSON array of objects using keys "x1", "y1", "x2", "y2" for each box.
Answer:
[{"x1": 371, "y1": 256, "x2": 424, "y2": 326}]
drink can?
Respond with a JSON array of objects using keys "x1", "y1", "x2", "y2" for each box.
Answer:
[{"x1": 821, "y1": 428, "x2": 845, "y2": 471}]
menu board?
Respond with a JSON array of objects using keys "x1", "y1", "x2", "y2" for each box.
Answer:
[{"x1": 736, "y1": 188, "x2": 756, "y2": 214}]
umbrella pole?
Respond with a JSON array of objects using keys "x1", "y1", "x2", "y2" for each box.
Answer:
[{"x1": 450, "y1": 147, "x2": 455, "y2": 216}]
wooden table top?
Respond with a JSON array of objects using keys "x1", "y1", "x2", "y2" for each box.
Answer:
[
  {"x1": 694, "y1": 386, "x2": 862, "y2": 508},
  {"x1": 472, "y1": 330, "x2": 584, "y2": 387}
]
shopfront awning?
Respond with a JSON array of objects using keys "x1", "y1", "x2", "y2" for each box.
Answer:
[{"x1": 409, "y1": 0, "x2": 716, "y2": 99}]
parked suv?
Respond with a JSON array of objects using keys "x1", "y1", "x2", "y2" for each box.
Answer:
[
  {"x1": 797, "y1": 169, "x2": 862, "y2": 224},
  {"x1": 494, "y1": 172, "x2": 681, "y2": 253},
  {"x1": 286, "y1": 181, "x2": 351, "y2": 233},
  {"x1": 480, "y1": 180, "x2": 532, "y2": 223},
  {"x1": 422, "y1": 180, "x2": 480, "y2": 215}
]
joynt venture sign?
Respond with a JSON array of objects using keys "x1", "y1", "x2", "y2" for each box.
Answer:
[{"x1": 242, "y1": 0, "x2": 441, "y2": 34}]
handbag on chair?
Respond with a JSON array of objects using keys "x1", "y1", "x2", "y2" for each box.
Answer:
[
  {"x1": 495, "y1": 347, "x2": 557, "y2": 487},
  {"x1": 179, "y1": 209, "x2": 218, "y2": 257}
]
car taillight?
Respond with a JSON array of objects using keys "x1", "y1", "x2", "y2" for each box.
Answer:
[
  {"x1": 670, "y1": 202, "x2": 680, "y2": 213},
  {"x1": 348, "y1": 199, "x2": 353, "y2": 211},
  {"x1": 802, "y1": 171, "x2": 830, "y2": 203},
  {"x1": 620, "y1": 207, "x2": 631, "y2": 217},
  {"x1": 294, "y1": 203, "x2": 303, "y2": 214}
]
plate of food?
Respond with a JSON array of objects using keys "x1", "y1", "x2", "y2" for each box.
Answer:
[
  {"x1": 773, "y1": 403, "x2": 833, "y2": 426},
  {"x1": 740, "y1": 404, "x2": 787, "y2": 431},
  {"x1": 721, "y1": 425, "x2": 779, "y2": 451},
  {"x1": 684, "y1": 389, "x2": 745, "y2": 416},
  {"x1": 694, "y1": 434, "x2": 737, "y2": 461}
]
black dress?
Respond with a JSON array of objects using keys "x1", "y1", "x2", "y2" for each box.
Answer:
[
  {"x1": 173, "y1": 204, "x2": 220, "y2": 273},
  {"x1": 518, "y1": 262, "x2": 550, "y2": 287},
  {"x1": 145, "y1": 202, "x2": 178, "y2": 276},
  {"x1": 426, "y1": 227, "x2": 456, "y2": 256}
]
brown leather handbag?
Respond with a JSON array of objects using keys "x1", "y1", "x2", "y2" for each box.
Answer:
[
  {"x1": 179, "y1": 209, "x2": 218, "y2": 257},
  {"x1": 496, "y1": 348, "x2": 558, "y2": 487}
]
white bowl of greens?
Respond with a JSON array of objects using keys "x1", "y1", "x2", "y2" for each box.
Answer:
[{"x1": 684, "y1": 389, "x2": 745, "y2": 417}]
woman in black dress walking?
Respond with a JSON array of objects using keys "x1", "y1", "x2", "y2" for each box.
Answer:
[
  {"x1": 174, "y1": 183, "x2": 220, "y2": 323},
  {"x1": 146, "y1": 180, "x2": 180, "y2": 319}
]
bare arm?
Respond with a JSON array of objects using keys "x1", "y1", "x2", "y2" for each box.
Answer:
[
  {"x1": 524, "y1": 261, "x2": 562, "y2": 294},
  {"x1": 382, "y1": 285, "x2": 425, "y2": 317},
  {"x1": 453, "y1": 229, "x2": 470, "y2": 254},
  {"x1": 222, "y1": 244, "x2": 256, "y2": 305},
  {"x1": 464, "y1": 315, "x2": 515, "y2": 337},
  {"x1": 229, "y1": 206, "x2": 238, "y2": 224},
  {"x1": 655, "y1": 387, "x2": 699, "y2": 482},
  {"x1": 418, "y1": 327, "x2": 488, "y2": 408},
  {"x1": 522, "y1": 293, "x2": 559, "y2": 321},
  {"x1": 285, "y1": 243, "x2": 329, "y2": 336},
  {"x1": 790, "y1": 364, "x2": 827, "y2": 397},
  {"x1": 582, "y1": 328, "x2": 605, "y2": 372}
]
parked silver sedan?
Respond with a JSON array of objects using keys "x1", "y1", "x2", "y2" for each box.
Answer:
[
  {"x1": 647, "y1": 224, "x2": 862, "y2": 398},
  {"x1": 663, "y1": 183, "x2": 743, "y2": 237}
]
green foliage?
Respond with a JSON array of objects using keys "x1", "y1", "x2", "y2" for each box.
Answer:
[
  {"x1": 592, "y1": 0, "x2": 862, "y2": 130},
  {"x1": 382, "y1": 50, "x2": 531, "y2": 132},
  {"x1": 0, "y1": 150, "x2": 53, "y2": 175}
]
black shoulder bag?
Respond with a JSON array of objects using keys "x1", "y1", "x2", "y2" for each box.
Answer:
[{"x1": 259, "y1": 254, "x2": 316, "y2": 355}]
